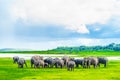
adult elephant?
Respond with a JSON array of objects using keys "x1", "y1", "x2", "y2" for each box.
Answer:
[
  {"x1": 82, "y1": 57, "x2": 90, "y2": 68},
  {"x1": 17, "y1": 58, "x2": 27, "y2": 68},
  {"x1": 13, "y1": 56, "x2": 19, "y2": 64},
  {"x1": 83, "y1": 57, "x2": 98, "y2": 68},
  {"x1": 34, "y1": 59, "x2": 44, "y2": 68},
  {"x1": 44, "y1": 57, "x2": 56, "y2": 68},
  {"x1": 97, "y1": 57, "x2": 108, "y2": 67},
  {"x1": 67, "y1": 60, "x2": 75, "y2": 71},
  {"x1": 31, "y1": 55, "x2": 43, "y2": 68},
  {"x1": 88, "y1": 57, "x2": 98, "y2": 68},
  {"x1": 54, "y1": 58, "x2": 64, "y2": 68},
  {"x1": 62, "y1": 56, "x2": 70, "y2": 67},
  {"x1": 74, "y1": 59, "x2": 84, "y2": 68}
]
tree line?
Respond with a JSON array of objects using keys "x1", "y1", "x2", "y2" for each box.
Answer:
[{"x1": 54, "y1": 43, "x2": 120, "y2": 52}]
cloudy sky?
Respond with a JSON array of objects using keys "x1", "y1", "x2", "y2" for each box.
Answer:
[{"x1": 0, "y1": 0, "x2": 120, "y2": 50}]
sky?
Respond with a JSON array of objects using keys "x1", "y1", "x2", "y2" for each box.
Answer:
[{"x1": 0, "y1": 0, "x2": 120, "y2": 50}]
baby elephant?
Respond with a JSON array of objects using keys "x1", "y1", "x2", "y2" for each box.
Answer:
[
  {"x1": 67, "y1": 61, "x2": 75, "y2": 71},
  {"x1": 17, "y1": 58, "x2": 27, "y2": 68},
  {"x1": 13, "y1": 56, "x2": 19, "y2": 64}
]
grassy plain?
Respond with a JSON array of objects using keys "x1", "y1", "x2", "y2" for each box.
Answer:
[{"x1": 0, "y1": 58, "x2": 120, "y2": 80}]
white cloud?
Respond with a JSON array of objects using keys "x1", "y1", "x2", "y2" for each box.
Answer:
[
  {"x1": 66, "y1": 24, "x2": 89, "y2": 34},
  {"x1": 10, "y1": 0, "x2": 120, "y2": 34}
]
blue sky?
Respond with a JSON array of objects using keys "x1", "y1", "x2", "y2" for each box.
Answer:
[{"x1": 0, "y1": 0, "x2": 120, "y2": 50}]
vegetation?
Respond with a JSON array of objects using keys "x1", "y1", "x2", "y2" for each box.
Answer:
[
  {"x1": 0, "y1": 58, "x2": 120, "y2": 80},
  {"x1": 0, "y1": 43, "x2": 120, "y2": 57},
  {"x1": 54, "y1": 43, "x2": 120, "y2": 51}
]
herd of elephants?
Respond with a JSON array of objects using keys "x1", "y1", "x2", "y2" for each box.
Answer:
[{"x1": 13, "y1": 55, "x2": 108, "y2": 71}]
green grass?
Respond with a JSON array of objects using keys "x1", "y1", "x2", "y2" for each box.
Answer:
[{"x1": 0, "y1": 58, "x2": 120, "y2": 80}]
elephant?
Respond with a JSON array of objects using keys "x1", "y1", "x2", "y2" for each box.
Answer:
[
  {"x1": 54, "y1": 58, "x2": 64, "y2": 68},
  {"x1": 97, "y1": 57, "x2": 108, "y2": 67},
  {"x1": 82, "y1": 58, "x2": 90, "y2": 68},
  {"x1": 44, "y1": 57, "x2": 56, "y2": 68},
  {"x1": 44, "y1": 57, "x2": 52, "y2": 67},
  {"x1": 17, "y1": 58, "x2": 27, "y2": 68},
  {"x1": 67, "y1": 60, "x2": 75, "y2": 71},
  {"x1": 31, "y1": 55, "x2": 43, "y2": 68},
  {"x1": 83, "y1": 57, "x2": 98, "y2": 68},
  {"x1": 89, "y1": 57, "x2": 98, "y2": 68},
  {"x1": 13, "y1": 56, "x2": 19, "y2": 64},
  {"x1": 62, "y1": 56, "x2": 70, "y2": 67},
  {"x1": 34, "y1": 59, "x2": 44, "y2": 68},
  {"x1": 74, "y1": 59, "x2": 84, "y2": 68}
]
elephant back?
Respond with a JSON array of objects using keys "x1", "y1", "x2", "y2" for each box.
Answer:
[
  {"x1": 31, "y1": 55, "x2": 43, "y2": 61},
  {"x1": 88, "y1": 57, "x2": 98, "y2": 64},
  {"x1": 67, "y1": 61, "x2": 75, "y2": 67}
]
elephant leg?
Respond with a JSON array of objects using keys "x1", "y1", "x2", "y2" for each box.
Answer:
[
  {"x1": 50, "y1": 65, "x2": 52, "y2": 68},
  {"x1": 13, "y1": 61, "x2": 15, "y2": 64},
  {"x1": 21, "y1": 65, "x2": 23, "y2": 68},
  {"x1": 61, "y1": 65, "x2": 62, "y2": 69},
  {"x1": 50, "y1": 64, "x2": 52, "y2": 68},
  {"x1": 76, "y1": 64, "x2": 78, "y2": 68},
  {"x1": 95, "y1": 65, "x2": 97, "y2": 68},
  {"x1": 98, "y1": 63, "x2": 100, "y2": 67},
  {"x1": 18, "y1": 64, "x2": 20, "y2": 68},
  {"x1": 69, "y1": 68, "x2": 70, "y2": 71},
  {"x1": 35, "y1": 65, "x2": 37, "y2": 68},
  {"x1": 67, "y1": 67, "x2": 69, "y2": 71},
  {"x1": 83, "y1": 65, "x2": 85, "y2": 68},
  {"x1": 94, "y1": 64, "x2": 97, "y2": 68},
  {"x1": 25, "y1": 63, "x2": 27, "y2": 67},
  {"x1": 38, "y1": 64, "x2": 40, "y2": 68},
  {"x1": 55, "y1": 65, "x2": 57, "y2": 68},
  {"x1": 96, "y1": 63, "x2": 98, "y2": 68},
  {"x1": 93, "y1": 64, "x2": 95, "y2": 68},
  {"x1": 68, "y1": 68, "x2": 69, "y2": 71},
  {"x1": 104, "y1": 63, "x2": 106, "y2": 67},
  {"x1": 31, "y1": 63, "x2": 33, "y2": 68},
  {"x1": 87, "y1": 63, "x2": 90, "y2": 68},
  {"x1": 69, "y1": 67, "x2": 70, "y2": 71},
  {"x1": 42, "y1": 65, "x2": 44, "y2": 68},
  {"x1": 34, "y1": 64, "x2": 36, "y2": 68}
]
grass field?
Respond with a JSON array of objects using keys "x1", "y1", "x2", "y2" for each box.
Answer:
[{"x1": 0, "y1": 58, "x2": 120, "y2": 80}]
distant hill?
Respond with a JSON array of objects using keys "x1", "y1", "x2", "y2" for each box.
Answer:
[{"x1": 0, "y1": 48, "x2": 32, "y2": 52}]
